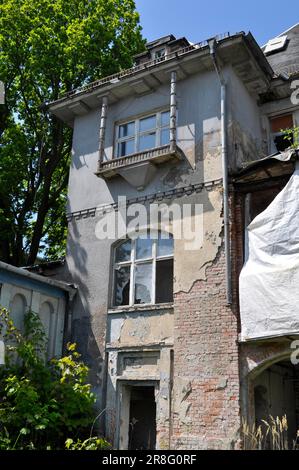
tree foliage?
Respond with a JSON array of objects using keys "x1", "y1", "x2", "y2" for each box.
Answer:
[
  {"x1": 0, "y1": 307, "x2": 111, "y2": 450},
  {"x1": 0, "y1": 0, "x2": 145, "y2": 266}
]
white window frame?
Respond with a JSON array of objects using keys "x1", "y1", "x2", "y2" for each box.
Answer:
[
  {"x1": 112, "y1": 236, "x2": 173, "y2": 308},
  {"x1": 264, "y1": 35, "x2": 288, "y2": 55},
  {"x1": 115, "y1": 110, "x2": 170, "y2": 158}
]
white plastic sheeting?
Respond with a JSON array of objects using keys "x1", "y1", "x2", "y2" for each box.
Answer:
[{"x1": 240, "y1": 160, "x2": 299, "y2": 341}]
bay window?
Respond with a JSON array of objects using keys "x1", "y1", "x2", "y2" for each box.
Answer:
[{"x1": 116, "y1": 110, "x2": 170, "y2": 158}]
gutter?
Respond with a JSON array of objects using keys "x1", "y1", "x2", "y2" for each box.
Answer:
[{"x1": 208, "y1": 38, "x2": 232, "y2": 305}]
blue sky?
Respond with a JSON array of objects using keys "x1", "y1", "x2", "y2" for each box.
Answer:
[{"x1": 135, "y1": 0, "x2": 299, "y2": 47}]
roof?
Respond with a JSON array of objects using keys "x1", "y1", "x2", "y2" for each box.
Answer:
[
  {"x1": 233, "y1": 148, "x2": 299, "y2": 184},
  {"x1": 263, "y1": 23, "x2": 299, "y2": 78},
  {"x1": 48, "y1": 31, "x2": 273, "y2": 126},
  {"x1": 0, "y1": 261, "x2": 76, "y2": 297},
  {"x1": 145, "y1": 34, "x2": 176, "y2": 49}
]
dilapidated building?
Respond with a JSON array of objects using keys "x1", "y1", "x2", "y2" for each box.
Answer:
[{"x1": 47, "y1": 23, "x2": 299, "y2": 449}]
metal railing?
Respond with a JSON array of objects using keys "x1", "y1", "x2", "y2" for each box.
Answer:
[{"x1": 51, "y1": 32, "x2": 233, "y2": 105}]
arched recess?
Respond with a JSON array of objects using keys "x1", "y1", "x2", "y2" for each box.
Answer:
[
  {"x1": 39, "y1": 301, "x2": 55, "y2": 358},
  {"x1": 10, "y1": 293, "x2": 27, "y2": 332},
  {"x1": 245, "y1": 350, "x2": 299, "y2": 445}
]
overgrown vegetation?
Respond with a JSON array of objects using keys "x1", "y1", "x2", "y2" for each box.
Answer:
[
  {"x1": 0, "y1": 307, "x2": 111, "y2": 450},
  {"x1": 283, "y1": 126, "x2": 299, "y2": 149},
  {"x1": 241, "y1": 415, "x2": 299, "y2": 450}
]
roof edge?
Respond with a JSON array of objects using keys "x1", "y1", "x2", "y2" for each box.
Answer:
[{"x1": 0, "y1": 261, "x2": 76, "y2": 296}]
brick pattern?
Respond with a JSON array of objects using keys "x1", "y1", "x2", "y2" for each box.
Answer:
[{"x1": 171, "y1": 191, "x2": 242, "y2": 449}]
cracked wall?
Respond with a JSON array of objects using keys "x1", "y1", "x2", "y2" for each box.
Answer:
[
  {"x1": 107, "y1": 309, "x2": 174, "y2": 348},
  {"x1": 174, "y1": 187, "x2": 223, "y2": 293}
]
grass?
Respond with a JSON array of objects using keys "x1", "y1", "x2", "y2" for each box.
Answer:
[{"x1": 241, "y1": 415, "x2": 299, "y2": 450}]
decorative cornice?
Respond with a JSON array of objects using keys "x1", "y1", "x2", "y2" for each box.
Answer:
[{"x1": 66, "y1": 177, "x2": 223, "y2": 222}]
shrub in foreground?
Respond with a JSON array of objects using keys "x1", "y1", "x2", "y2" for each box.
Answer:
[{"x1": 0, "y1": 307, "x2": 110, "y2": 450}]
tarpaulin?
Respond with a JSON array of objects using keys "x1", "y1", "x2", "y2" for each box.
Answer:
[{"x1": 239, "y1": 160, "x2": 299, "y2": 340}]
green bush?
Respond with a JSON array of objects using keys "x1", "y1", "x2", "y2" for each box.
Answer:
[{"x1": 0, "y1": 307, "x2": 110, "y2": 450}]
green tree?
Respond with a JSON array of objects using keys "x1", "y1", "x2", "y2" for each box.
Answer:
[{"x1": 0, "y1": 0, "x2": 145, "y2": 266}]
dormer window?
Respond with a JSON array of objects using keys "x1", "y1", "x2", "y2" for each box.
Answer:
[
  {"x1": 153, "y1": 48, "x2": 166, "y2": 61},
  {"x1": 116, "y1": 110, "x2": 170, "y2": 158}
]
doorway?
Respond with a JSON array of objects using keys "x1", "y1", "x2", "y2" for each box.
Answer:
[
  {"x1": 128, "y1": 386, "x2": 156, "y2": 450},
  {"x1": 253, "y1": 360, "x2": 299, "y2": 447}
]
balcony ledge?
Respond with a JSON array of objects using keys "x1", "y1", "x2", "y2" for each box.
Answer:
[{"x1": 95, "y1": 144, "x2": 183, "y2": 189}]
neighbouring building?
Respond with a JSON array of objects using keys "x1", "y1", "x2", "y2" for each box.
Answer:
[
  {"x1": 46, "y1": 23, "x2": 299, "y2": 449},
  {"x1": 0, "y1": 261, "x2": 76, "y2": 361}
]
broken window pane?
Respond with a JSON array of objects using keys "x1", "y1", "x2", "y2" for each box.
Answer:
[
  {"x1": 154, "y1": 48, "x2": 166, "y2": 60},
  {"x1": 156, "y1": 259, "x2": 173, "y2": 303},
  {"x1": 136, "y1": 236, "x2": 152, "y2": 260},
  {"x1": 134, "y1": 263, "x2": 152, "y2": 304},
  {"x1": 157, "y1": 235, "x2": 173, "y2": 257},
  {"x1": 114, "y1": 266, "x2": 130, "y2": 306},
  {"x1": 274, "y1": 134, "x2": 293, "y2": 152},
  {"x1": 115, "y1": 240, "x2": 132, "y2": 263}
]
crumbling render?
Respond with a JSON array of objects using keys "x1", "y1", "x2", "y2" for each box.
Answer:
[{"x1": 174, "y1": 187, "x2": 223, "y2": 293}]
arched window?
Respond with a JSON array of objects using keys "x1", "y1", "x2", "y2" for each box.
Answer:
[
  {"x1": 113, "y1": 232, "x2": 173, "y2": 307},
  {"x1": 10, "y1": 293, "x2": 26, "y2": 332}
]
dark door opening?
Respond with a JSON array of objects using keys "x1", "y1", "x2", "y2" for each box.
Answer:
[
  {"x1": 128, "y1": 386, "x2": 156, "y2": 450},
  {"x1": 254, "y1": 361, "x2": 299, "y2": 448}
]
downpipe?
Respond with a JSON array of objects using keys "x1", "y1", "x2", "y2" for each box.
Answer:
[{"x1": 209, "y1": 39, "x2": 232, "y2": 305}]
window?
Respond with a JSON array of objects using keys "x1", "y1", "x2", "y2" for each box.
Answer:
[
  {"x1": 112, "y1": 232, "x2": 174, "y2": 307},
  {"x1": 270, "y1": 114, "x2": 294, "y2": 152},
  {"x1": 264, "y1": 35, "x2": 288, "y2": 55},
  {"x1": 116, "y1": 110, "x2": 170, "y2": 158},
  {"x1": 152, "y1": 48, "x2": 166, "y2": 60}
]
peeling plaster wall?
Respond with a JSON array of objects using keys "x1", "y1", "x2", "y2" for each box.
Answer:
[
  {"x1": 66, "y1": 66, "x2": 250, "y2": 214},
  {"x1": 174, "y1": 187, "x2": 223, "y2": 293},
  {"x1": 107, "y1": 309, "x2": 173, "y2": 348},
  {"x1": 106, "y1": 347, "x2": 172, "y2": 449}
]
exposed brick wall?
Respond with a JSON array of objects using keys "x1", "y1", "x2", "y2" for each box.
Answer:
[{"x1": 171, "y1": 226, "x2": 241, "y2": 449}]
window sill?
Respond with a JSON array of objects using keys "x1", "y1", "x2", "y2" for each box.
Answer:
[
  {"x1": 107, "y1": 302, "x2": 174, "y2": 315},
  {"x1": 95, "y1": 144, "x2": 183, "y2": 182}
]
